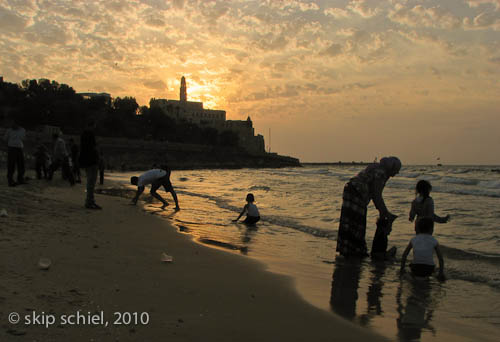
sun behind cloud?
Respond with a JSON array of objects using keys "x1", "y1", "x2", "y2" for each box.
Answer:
[{"x1": 1, "y1": 0, "x2": 499, "y2": 163}]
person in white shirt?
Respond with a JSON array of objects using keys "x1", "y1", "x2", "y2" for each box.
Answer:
[
  {"x1": 4, "y1": 121, "x2": 26, "y2": 186},
  {"x1": 400, "y1": 218, "x2": 445, "y2": 280},
  {"x1": 233, "y1": 193, "x2": 260, "y2": 225},
  {"x1": 130, "y1": 167, "x2": 179, "y2": 210},
  {"x1": 48, "y1": 133, "x2": 74, "y2": 186}
]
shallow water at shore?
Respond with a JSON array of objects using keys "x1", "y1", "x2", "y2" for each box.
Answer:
[{"x1": 104, "y1": 165, "x2": 500, "y2": 341}]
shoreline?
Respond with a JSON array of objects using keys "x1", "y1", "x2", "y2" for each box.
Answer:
[{"x1": 0, "y1": 177, "x2": 387, "y2": 341}]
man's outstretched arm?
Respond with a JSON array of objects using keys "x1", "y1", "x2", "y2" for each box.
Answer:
[{"x1": 132, "y1": 186, "x2": 145, "y2": 204}]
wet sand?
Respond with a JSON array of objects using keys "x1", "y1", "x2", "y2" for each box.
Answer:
[{"x1": 0, "y1": 177, "x2": 388, "y2": 341}]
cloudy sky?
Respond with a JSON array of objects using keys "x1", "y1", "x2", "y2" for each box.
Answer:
[{"x1": 1, "y1": 0, "x2": 499, "y2": 164}]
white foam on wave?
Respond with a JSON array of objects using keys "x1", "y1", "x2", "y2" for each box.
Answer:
[
  {"x1": 442, "y1": 176, "x2": 479, "y2": 186},
  {"x1": 444, "y1": 188, "x2": 500, "y2": 198},
  {"x1": 398, "y1": 172, "x2": 420, "y2": 178},
  {"x1": 478, "y1": 180, "x2": 500, "y2": 189},
  {"x1": 417, "y1": 174, "x2": 442, "y2": 181}
]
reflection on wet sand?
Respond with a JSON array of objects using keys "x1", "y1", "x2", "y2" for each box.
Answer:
[
  {"x1": 360, "y1": 261, "x2": 388, "y2": 326},
  {"x1": 330, "y1": 256, "x2": 443, "y2": 341},
  {"x1": 396, "y1": 276, "x2": 440, "y2": 341},
  {"x1": 330, "y1": 256, "x2": 363, "y2": 321},
  {"x1": 240, "y1": 224, "x2": 258, "y2": 244}
]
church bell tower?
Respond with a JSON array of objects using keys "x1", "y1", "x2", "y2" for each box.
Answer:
[{"x1": 180, "y1": 76, "x2": 187, "y2": 102}]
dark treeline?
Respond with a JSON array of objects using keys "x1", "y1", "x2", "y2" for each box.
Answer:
[{"x1": 0, "y1": 78, "x2": 239, "y2": 146}]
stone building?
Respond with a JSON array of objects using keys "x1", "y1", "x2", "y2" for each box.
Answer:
[{"x1": 150, "y1": 76, "x2": 265, "y2": 154}]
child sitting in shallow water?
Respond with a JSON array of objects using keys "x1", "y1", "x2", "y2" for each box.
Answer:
[
  {"x1": 409, "y1": 180, "x2": 450, "y2": 233},
  {"x1": 400, "y1": 217, "x2": 445, "y2": 280},
  {"x1": 233, "y1": 193, "x2": 260, "y2": 224}
]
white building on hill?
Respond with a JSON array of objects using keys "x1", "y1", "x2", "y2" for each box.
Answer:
[{"x1": 150, "y1": 76, "x2": 264, "y2": 154}]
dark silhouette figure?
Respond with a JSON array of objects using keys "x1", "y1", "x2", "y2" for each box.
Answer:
[
  {"x1": 233, "y1": 193, "x2": 260, "y2": 224},
  {"x1": 69, "y1": 138, "x2": 81, "y2": 183},
  {"x1": 4, "y1": 121, "x2": 26, "y2": 186},
  {"x1": 98, "y1": 148, "x2": 105, "y2": 185},
  {"x1": 131, "y1": 166, "x2": 180, "y2": 210},
  {"x1": 48, "y1": 133, "x2": 74, "y2": 186},
  {"x1": 409, "y1": 180, "x2": 450, "y2": 233},
  {"x1": 400, "y1": 218, "x2": 446, "y2": 280},
  {"x1": 337, "y1": 157, "x2": 401, "y2": 257},
  {"x1": 371, "y1": 216, "x2": 397, "y2": 260},
  {"x1": 79, "y1": 121, "x2": 101, "y2": 209},
  {"x1": 34, "y1": 142, "x2": 49, "y2": 179}
]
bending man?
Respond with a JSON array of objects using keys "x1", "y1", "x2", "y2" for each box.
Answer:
[{"x1": 131, "y1": 167, "x2": 180, "y2": 210}]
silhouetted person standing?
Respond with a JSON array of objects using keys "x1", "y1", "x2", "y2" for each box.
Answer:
[
  {"x1": 4, "y1": 121, "x2": 26, "y2": 186},
  {"x1": 98, "y1": 148, "x2": 105, "y2": 185},
  {"x1": 79, "y1": 121, "x2": 101, "y2": 209},
  {"x1": 69, "y1": 138, "x2": 81, "y2": 183},
  {"x1": 34, "y1": 141, "x2": 49, "y2": 179},
  {"x1": 48, "y1": 133, "x2": 74, "y2": 185}
]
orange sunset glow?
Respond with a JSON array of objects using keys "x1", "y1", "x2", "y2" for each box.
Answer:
[{"x1": 1, "y1": 0, "x2": 499, "y2": 164}]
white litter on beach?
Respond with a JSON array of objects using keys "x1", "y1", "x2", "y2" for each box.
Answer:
[
  {"x1": 38, "y1": 258, "x2": 52, "y2": 270},
  {"x1": 161, "y1": 253, "x2": 173, "y2": 262},
  {"x1": 0, "y1": 209, "x2": 7, "y2": 217}
]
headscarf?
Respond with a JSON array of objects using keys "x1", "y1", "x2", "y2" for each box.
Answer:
[{"x1": 379, "y1": 156, "x2": 401, "y2": 176}]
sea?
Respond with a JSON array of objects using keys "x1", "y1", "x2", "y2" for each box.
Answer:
[{"x1": 106, "y1": 165, "x2": 500, "y2": 342}]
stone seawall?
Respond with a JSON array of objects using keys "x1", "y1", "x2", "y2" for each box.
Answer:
[{"x1": 0, "y1": 128, "x2": 301, "y2": 170}]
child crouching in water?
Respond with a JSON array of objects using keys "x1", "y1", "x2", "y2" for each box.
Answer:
[
  {"x1": 233, "y1": 193, "x2": 260, "y2": 224},
  {"x1": 401, "y1": 217, "x2": 445, "y2": 280}
]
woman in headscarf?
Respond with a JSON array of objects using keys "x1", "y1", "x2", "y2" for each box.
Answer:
[{"x1": 336, "y1": 156, "x2": 401, "y2": 257}]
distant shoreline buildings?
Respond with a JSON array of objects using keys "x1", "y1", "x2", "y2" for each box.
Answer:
[{"x1": 150, "y1": 76, "x2": 265, "y2": 154}]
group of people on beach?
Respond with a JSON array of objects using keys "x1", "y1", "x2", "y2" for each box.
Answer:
[
  {"x1": 337, "y1": 156, "x2": 450, "y2": 280},
  {"x1": 5, "y1": 122, "x2": 446, "y2": 279},
  {"x1": 3, "y1": 120, "x2": 106, "y2": 209}
]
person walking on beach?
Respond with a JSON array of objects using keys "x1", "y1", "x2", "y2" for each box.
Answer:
[
  {"x1": 400, "y1": 217, "x2": 445, "y2": 280},
  {"x1": 48, "y1": 133, "x2": 74, "y2": 185},
  {"x1": 130, "y1": 167, "x2": 180, "y2": 210},
  {"x1": 79, "y1": 121, "x2": 101, "y2": 209},
  {"x1": 336, "y1": 156, "x2": 401, "y2": 257},
  {"x1": 4, "y1": 120, "x2": 26, "y2": 186},
  {"x1": 409, "y1": 180, "x2": 449, "y2": 233},
  {"x1": 233, "y1": 193, "x2": 260, "y2": 224},
  {"x1": 69, "y1": 138, "x2": 81, "y2": 183}
]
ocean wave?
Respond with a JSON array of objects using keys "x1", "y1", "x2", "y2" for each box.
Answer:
[
  {"x1": 478, "y1": 180, "x2": 500, "y2": 189},
  {"x1": 441, "y1": 176, "x2": 479, "y2": 186},
  {"x1": 441, "y1": 245, "x2": 500, "y2": 262},
  {"x1": 398, "y1": 172, "x2": 420, "y2": 178},
  {"x1": 249, "y1": 185, "x2": 271, "y2": 192},
  {"x1": 446, "y1": 268, "x2": 500, "y2": 290},
  {"x1": 416, "y1": 174, "x2": 442, "y2": 181},
  {"x1": 443, "y1": 188, "x2": 500, "y2": 198},
  {"x1": 181, "y1": 187, "x2": 338, "y2": 239},
  {"x1": 263, "y1": 215, "x2": 337, "y2": 239}
]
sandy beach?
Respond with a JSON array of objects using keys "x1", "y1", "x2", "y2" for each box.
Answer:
[{"x1": 0, "y1": 177, "x2": 387, "y2": 341}]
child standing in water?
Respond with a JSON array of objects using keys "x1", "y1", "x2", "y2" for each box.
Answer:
[
  {"x1": 233, "y1": 193, "x2": 260, "y2": 224},
  {"x1": 401, "y1": 217, "x2": 445, "y2": 280},
  {"x1": 409, "y1": 180, "x2": 450, "y2": 233}
]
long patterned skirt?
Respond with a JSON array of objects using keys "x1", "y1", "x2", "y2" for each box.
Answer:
[{"x1": 336, "y1": 181, "x2": 369, "y2": 257}]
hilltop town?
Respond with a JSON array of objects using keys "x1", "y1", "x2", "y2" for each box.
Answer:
[{"x1": 0, "y1": 76, "x2": 300, "y2": 169}]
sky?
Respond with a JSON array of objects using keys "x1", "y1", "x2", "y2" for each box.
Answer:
[{"x1": 1, "y1": 0, "x2": 499, "y2": 164}]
